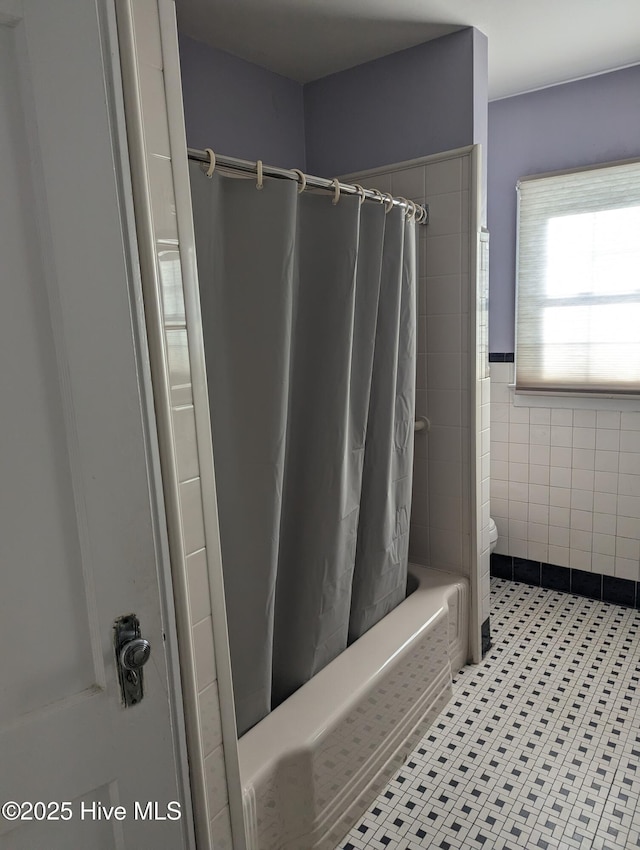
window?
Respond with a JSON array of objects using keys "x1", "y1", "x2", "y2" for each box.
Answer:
[{"x1": 515, "y1": 159, "x2": 640, "y2": 395}]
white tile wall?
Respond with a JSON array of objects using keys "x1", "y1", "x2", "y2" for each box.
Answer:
[
  {"x1": 123, "y1": 2, "x2": 238, "y2": 847},
  {"x1": 490, "y1": 361, "x2": 640, "y2": 582},
  {"x1": 348, "y1": 148, "x2": 488, "y2": 658},
  {"x1": 353, "y1": 152, "x2": 473, "y2": 574}
]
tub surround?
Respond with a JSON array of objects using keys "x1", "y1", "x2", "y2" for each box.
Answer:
[{"x1": 239, "y1": 565, "x2": 468, "y2": 850}]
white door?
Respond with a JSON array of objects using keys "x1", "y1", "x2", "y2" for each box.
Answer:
[{"x1": 0, "y1": 1, "x2": 193, "y2": 848}]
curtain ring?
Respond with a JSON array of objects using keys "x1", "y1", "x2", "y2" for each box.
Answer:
[
  {"x1": 418, "y1": 205, "x2": 427, "y2": 224},
  {"x1": 397, "y1": 196, "x2": 409, "y2": 218},
  {"x1": 353, "y1": 183, "x2": 366, "y2": 206},
  {"x1": 383, "y1": 193, "x2": 394, "y2": 214},
  {"x1": 372, "y1": 189, "x2": 384, "y2": 204},
  {"x1": 202, "y1": 148, "x2": 216, "y2": 178},
  {"x1": 401, "y1": 198, "x2": 416, "y2": 221},
  {"x1": 256, "y1": 160, "x2": 264, "y2": 190},
  {"x1": 330, "y1": 177, "x2": 341, "y2": 205},
  {"x1": 292, "y1": 169, "x2": 306, "y2": 194}
]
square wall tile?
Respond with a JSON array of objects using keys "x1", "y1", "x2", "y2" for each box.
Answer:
[
  {"x1": 148, "y1": 154, "x2": 179, "y2": 242},
  {"x1": 186, "y1": 548, "x2": 211, "y2": 625},
  {"x1": 173, "y1": 405, "x2": 200, "y2": 483},
  {"x1": 596, "y1": 429, "x2": 620, "y2": 451},
  {"x1": 615, "y1": 557, "x2": 639, "y2": 581},
  {"x1": 166, "y1": 328, "x2": 193, "y2": 406},
  {"x1": 529, "y1": 503, "x2": 549, "y2": 525},
  {"x1": 551, "y1": 425, "x2": 572, "y2": 447},
  {"x1": 549, "y1": 525, "x2": 570, "y2": 547},
  {"x1": 549, "y1": 487, "x2": 570, "y2": 508},
  {"x1": 597, "y1": 410, "x2": 620, "y2": 429},
  {"x1": 426, "y1": 275, "x2": 462, "y2": 316},
  {"x1": 428, "y1": 352, "x2": 462, "y2": 390},
  {"x1": 204, "y1": 745, "x2": 229, "y2": 819},
  {"x1": 551, "y1": 408, "x2": 572, "y2": 426},
  {"x1": 573, "y1": 428, "x2": 595, "y2": 450},
  {"x1": 530, "y1": 408, "x2": 550, "y2": 424},
  {"x1": 427, "y1": 316, "x2": 463, "y2": 354},
  {"x1": 193, "y1": 616, "x2": 217, "y2": 691},
  {"x1": 426, "y1": 234, "x2": 462, "y2": 277},
  {"x1": 547, "y1": 545, "x2": 570, "y2": 568},
  {"x1": 139, "y1": 64, "x2": 172, "y2": 158},
  {"x1": 529, "y1": 464, "x2": 550, "y2": 486},
  {"x1": 210, "y1": 806, "x2": 234, "y2": 850},
  {"x1": 592, "y1": 552, "x2": 615, "y2": 575},
  {"x1": 425, "y1": 191, "x2": 462, "y2": 237},
  {"x1": 622, "y1": 412, "x2": 640, "y2": 430},
  {"x1": 618, "y1": 515, "x2": 640, "y2": 539},
  {"x1": 574, "y1": 410, "x2": 596, "y2": 428},
  {"x1": 426, "y1": 157, "x2": 462, "y2": 195},
  {"x1": 158, "y1": 245, "x2": 186, "y2": 326},
  {"x1": 619, "y1": 451, "x2": 640, "y2": 474},
  {"x1": 570, "y1": 548, "x2": 592, "y2": 571},
  {"x1": 132, "y1": 0, "x2": 163, "y2": 68},
  {"x1": 528, "y1": 541, "x2": 548, "y2": 562},
  {"x1": 199, "y1": 681, "x2": 223, "y2": 757},
  {"x1": 180, "y1": 478, "x2": 206, "y2": 554},
  {"x1": 529, "y1": 444, "x2": 550, "y2": 466},
  {"x1": 572, "y1": 448, "x2": 595, "y2": 470},
  {"x1": 391, "y1": 166, "x2": 426, "y2": 200}
]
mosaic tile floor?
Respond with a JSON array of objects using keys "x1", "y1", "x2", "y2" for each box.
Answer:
[{"x1": 337, "y1": 578, "x2": 640, "y2": 850}]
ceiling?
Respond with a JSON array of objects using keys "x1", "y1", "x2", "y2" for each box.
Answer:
[{"x1": 176, "y1": 0, "x2": 640, "y2": 100}]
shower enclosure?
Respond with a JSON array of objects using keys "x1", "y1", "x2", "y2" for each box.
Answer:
[{"x1": 116, "y1": 2, "x2": 489, "y2": 847}]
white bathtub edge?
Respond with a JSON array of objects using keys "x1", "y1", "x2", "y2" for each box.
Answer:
[{"x1": 241, "y1": 565, "x2": 469, "y2": 850}]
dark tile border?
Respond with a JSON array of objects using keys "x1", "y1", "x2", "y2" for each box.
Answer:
[
  {"x1": 541, "y1": 563, "x2": 570, "y2": 593},
  {"x1": 488, "y1": 352, "x2": 515, "y2": 362},
  {"x1": 490, "y1": 553, "x2": 639, "y2": 608},
  {"x1": 571, "y1": 569, "x2": 602, "y2": 600},
  {"x1": 603, "y1": 575, "x2": 636, "y2": 607},
  {"x1": 490, "y1": 553, "x2": 513, "y2": 580},
  {"x1": 513, "y1": 557, "x2": 541, "y2": 586},
  {"x1": 481, "y1": 617, "x2": 491, "y2": 657}
]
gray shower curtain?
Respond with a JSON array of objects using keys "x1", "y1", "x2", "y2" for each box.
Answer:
[{"x1": 189, "y1": 163, "x2": 416, "y2": 736}]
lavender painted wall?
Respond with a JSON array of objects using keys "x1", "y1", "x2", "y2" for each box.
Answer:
[
  {"x1": 304, "y1": 28, "x2": 487, "y2": 178},
  {"x1": 178, "y1": 34, "x2": 306, "y2": 169},
  {"x1": 488, "y1": 64, "x2": 640, "y2": 353}
]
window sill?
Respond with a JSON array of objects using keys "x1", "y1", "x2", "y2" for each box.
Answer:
[{"x1": 509, "y1": 384, "x2": 640, "y2": 410}]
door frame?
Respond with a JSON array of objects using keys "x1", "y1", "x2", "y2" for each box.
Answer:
[
  {"x1": 115, "y1": 1, "x2": 247, "y2": 847},
  {"x1": 96, "y1": 2, "x2": 198, "y2": 843}
]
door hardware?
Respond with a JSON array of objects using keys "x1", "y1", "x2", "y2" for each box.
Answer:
[{"x1": 114, "y1": 614, "x2": 151, "y2": 707}]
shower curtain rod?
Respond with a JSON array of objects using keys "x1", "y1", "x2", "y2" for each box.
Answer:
[{"x1": 187, "y1": 148, "x2": 429, "y2": 224}]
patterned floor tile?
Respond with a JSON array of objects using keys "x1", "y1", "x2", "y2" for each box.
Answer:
[{"x1": 336, "y1": 579, "x2": 640, "y2": 850}]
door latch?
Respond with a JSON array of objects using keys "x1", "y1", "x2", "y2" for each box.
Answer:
[{"x1": 113, "y1": 614, "x2": 151, "y2": 707}]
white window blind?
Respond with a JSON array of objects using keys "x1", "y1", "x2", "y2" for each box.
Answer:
[{"x1": 515, "y1": 159, "x2": 640, "y2": 395}]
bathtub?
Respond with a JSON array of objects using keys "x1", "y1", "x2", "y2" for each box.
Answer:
[{"x1": 239, "y1": 564, "x2": 469, "y2": 850}]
